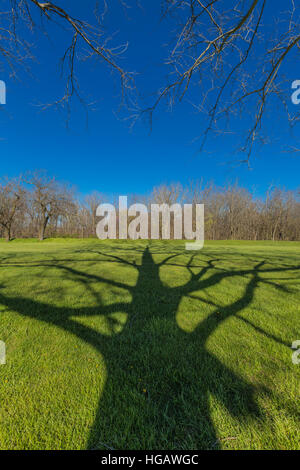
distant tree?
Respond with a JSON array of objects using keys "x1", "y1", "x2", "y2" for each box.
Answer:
[
  {"x1": 26, "y1": 172, "x2": 74, "y2": 241},
  {"x1": 85, "y1": 192, "x2": 106, "y2": 236},
  {"x1": 0, "y1": 172, "x2": 299, "y2": 242},
  {"x1": 152, "y1": 183, "x2": 183, "y2": 205},
  {"x1": 0, "y1": 178, "x2": 25, "y2": 241}
]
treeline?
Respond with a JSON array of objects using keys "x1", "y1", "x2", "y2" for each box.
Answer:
[{"x1": 0, "y1": 173, "x2": 299, "y2": 241}]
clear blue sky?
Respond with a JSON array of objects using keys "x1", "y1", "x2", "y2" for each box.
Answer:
[{"x1": 0, "y1": 0, "x2": 299, "y2": 196}]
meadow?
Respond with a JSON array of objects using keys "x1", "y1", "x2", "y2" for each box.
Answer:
[{"x1": 0, "y1": 239, "x2": 299, "y2": 450}]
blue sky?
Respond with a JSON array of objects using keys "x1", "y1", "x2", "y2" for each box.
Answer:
[{"x1": 0, "y1": 0, "x2": 299, "y2": 196}]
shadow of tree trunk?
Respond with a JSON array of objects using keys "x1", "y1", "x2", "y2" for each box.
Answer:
[{"x1": 0, "y1": 246, "x2": 297, "y2": 449}]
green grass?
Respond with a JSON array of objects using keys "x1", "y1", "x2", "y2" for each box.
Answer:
[{"x1": 0, "y1": 238, "x2": 299, "y2": 450}]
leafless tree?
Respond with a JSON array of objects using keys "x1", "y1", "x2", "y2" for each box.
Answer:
[
  {"x1": 25, "y1": 172, "x2": 74, "y2": 240},
  {"x1": 1, "y1": 0, "x2": 134, "y2": 118},
  {"x1": 152, "y1": 183, "x2": 184, "y2": 205},
  {"x1": 84, "y1": 191, "x2": 106, "y2": 235},
  {"x1": 0, "y1": 177, "x2": 25, "y2": 241},
  {"x1": 149, "y1": 0, "x2": 300, "y2": 161},
  {"x1": 0, "y1": 172, "x2": 299, "y2": 241},
  {"x1": 1, "y1": 2, "x2": 299, "y2": 160}
]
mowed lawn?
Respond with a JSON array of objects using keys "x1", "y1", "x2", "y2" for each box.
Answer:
[{"x1": 0, "y1": 239, "x2": 299, "y2": 450}]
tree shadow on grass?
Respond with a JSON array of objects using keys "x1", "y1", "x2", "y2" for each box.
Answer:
[{"x1": 0, "y1": 247, "x2": 298, "y2": 449}]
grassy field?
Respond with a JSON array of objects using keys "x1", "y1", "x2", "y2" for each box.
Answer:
[{"x1": 0, "y1": 238, "x2": 299, "y2": 450}]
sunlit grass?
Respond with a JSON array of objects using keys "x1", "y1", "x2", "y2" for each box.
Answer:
[{"x1": 0, "y1": 239, "x2": 299, "y2": 449}]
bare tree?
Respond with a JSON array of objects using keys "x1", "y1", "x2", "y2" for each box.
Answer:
[
  {"x1": 26, "y1": 172, "x2": 74, "y2": 241},
  {"x1": 0, "y1": 177, "x2": 25, "y2": 241},
  {"x1": 85, "y1": 191, "x2": 106, "y2": 236},
  {"x1": 1, "y1": 2, "x2": 299, "y2": 160},
  {"x1": 1, "y1": 1, "x2": 134, "y2": 117},
  {"x1": 146, "y1": 1, "x2": 300, "y2": 160},
  {"x1": 152, "y1": 183, "x2": 184, "y2": 205},
  {"x1": 0, "y1": 172, "x2": 299, "y2": 242}
]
